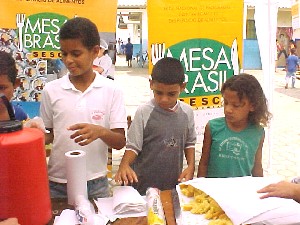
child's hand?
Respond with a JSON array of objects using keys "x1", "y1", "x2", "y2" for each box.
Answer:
[
  {"x1": 0, "y1": 218, "x2": 20, "y2": 225},
  {"x1": 23, "y1": 117, "x2": 49, "y2": 133},
  {"x1": 114, "y1": 164, "x2": 138, "y2": 186},
  {"x1": 68, "y1": 123, "x2": 101, "y2": 146},
  {"x1": 178, "y1": 166, "x2": 194, "y2": 183}
]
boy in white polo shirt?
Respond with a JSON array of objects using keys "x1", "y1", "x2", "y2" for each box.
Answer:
[{"x1": 40, "y1": 17, "x2": 127, "y2": 199}]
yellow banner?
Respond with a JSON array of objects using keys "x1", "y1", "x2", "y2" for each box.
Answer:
[
  {"x1": 148, "y1": 0, "x2": 243, "y2": 142},
  {"x1": 0, "y1": 0, "x2": 117, "y2": 32},
  {"x1": 148, "y1": 0, "x2": 243, "y2": 109},
  {"x1": 0, "y1": 0, "x2": 117, "y2": 103},
  {"x1": 0, "y1": 0, "x2": 117, "y2": 57},
  {"x1": 179, "y1": 95, "x2": 222, "y2": 109}
]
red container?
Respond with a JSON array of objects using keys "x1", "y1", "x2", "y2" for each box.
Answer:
[{"x1": 0, "y1": 94, "x2": 51, "y2": 225}]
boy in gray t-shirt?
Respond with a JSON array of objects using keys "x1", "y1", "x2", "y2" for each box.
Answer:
[{"x1": 115, "y1": 57, "x2": 197, "y2": 195}]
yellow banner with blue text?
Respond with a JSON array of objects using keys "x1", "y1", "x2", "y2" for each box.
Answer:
[
  {"x1": 148, "y1": 0, "x2": 243, "y2": 109},
  {"x1": 147, "y1": 0, "x2": 243, "y2": 142},
  {"x1": 0, "y1": 0, "x2": 117, "y2": 102}
]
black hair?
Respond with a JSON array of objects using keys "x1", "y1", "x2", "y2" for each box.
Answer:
[
  {"x1": 221, "y1": 74, "x2": 272, "y2": 126},
  {"x1": 59, "y1": 17, "x2": 100, "y2": 49},
  {"x1": 0, "y1": 51, "x2": 17, "y2": 84},
  {"x1": 151, "y1": 57, "x2": 185, "y2": 85}
]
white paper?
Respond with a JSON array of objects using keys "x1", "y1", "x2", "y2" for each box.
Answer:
[
  {"x1": 97, "y1": 196, "x2": 147, "y2": 219},
  {"x1": 86, "y1": 214, "x2": 109, "y2": 225},
  {"x1": 179, "y1": 177, "x2": 300, "y2": 225},
  {"x1": 245, "y1": 199, "x2": 300, "y2": 224},
  {"x1": 53, "y1": 209, "x2": 79, "y2": 225},
  {"x1": 112, "y1": 186, "x2": 147, "y2": 214},
  {"x1": 96, "y1": 186, "x2": 147, "y2": 220},
  {"x1": 65, "y1": 150, "x2": 88, "y2": 205}
]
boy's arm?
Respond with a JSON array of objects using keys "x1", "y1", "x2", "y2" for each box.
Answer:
[
  {"x1": 93, "y1": 66, "x2": 104, "y2": 74},
  {"x1": 68, "y1": 124, "x2": 125, "y2": 149},
  {"x1": 197, "y1": 123, "x2": 212, "y2": 177},
  {"x1": 45, "y1": 128, "x2": 54, "y2": 145},
  {"x1": 252, "y1": 132, "x2": 264, "y2": 177},
  {"x1": 115, "y1": 150, "x2": 138, "y2": 185},
  {"x1": 114, "y1": 106, "x2": 144, "y2": 185},
  {"x1": 69, "y1": 84, "x2": 126, "y2": 149},
  {"x1": 178, "y1": 147, "x2": 195, "y2": 182},
  {"x1": 98, "y1": 127, "x2": 125, "y2": 150}
]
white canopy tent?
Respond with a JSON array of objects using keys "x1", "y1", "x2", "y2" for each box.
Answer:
[{"x1": 254, "y1": 0, "x2": 279, "y2": 171}]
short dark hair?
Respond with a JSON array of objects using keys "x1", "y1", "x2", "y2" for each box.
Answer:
[
  {"x1": 0, "y1": 51, "x2": 17, "y2": 84},
  {"x1": 151, "y1": 57, "x2": 185, "y2": 84},
  {"x1": 291, "y1": 48, "x2": 296, "y2": 54},
  {"x1": 59, "y1": 17, "x2": 100, "y2": 49}
]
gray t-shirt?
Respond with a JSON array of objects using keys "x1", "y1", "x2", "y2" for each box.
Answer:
[{"x1": 127, "y1": 99, "x2": 196, "y2": 195}]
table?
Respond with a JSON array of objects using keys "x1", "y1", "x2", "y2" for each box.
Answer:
[{"x1": 48, "y1": 190, "x2": 176, "y2": 225}]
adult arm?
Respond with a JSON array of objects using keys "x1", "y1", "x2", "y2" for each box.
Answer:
[
  {"x1": 197, "y1": 123, "x2": 212, "y2": 177},
  {"x1": 252, "y1": 132, "x2": 264, "y2": 177},
  {"x1": 257, "y1": 181, "x2": 300, "y2": 203}
]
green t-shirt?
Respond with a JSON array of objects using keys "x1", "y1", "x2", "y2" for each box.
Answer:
[{"x1": 207, "y1": 117, "x2": 264, "y2": 178}]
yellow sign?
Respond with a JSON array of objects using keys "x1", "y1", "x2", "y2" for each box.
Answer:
[
  {"x1": 0, "y1": 0, "x2": 117, "y2": 32},
  {"x1": 148, "y1": 0, "x2": 243, "y2": 142},
  {"x1": 292, "y1": 0, "x2": 300, "y2": 29},
  {"x1": 0, "y1": 1, "x2": 117, "y2": 57},
  {"x1": 148, "y1": 0, "x2": 243, "y2": 109},
  {"x1": 179, "y1": 94, "x2": 222, "y2": 109},
  {"x1": 0, "y1": 0, "x2": 117, "y2": 103}
]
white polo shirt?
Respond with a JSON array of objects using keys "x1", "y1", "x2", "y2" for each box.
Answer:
[
  {"x1": 40, "y1": 72, "x2": 127, "y2": 183},
  {"x1": 93, "y1": 54, "x2": 113, "y2": 77}
]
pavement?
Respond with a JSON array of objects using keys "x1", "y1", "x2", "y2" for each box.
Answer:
[{"x1": 111, "y1": 55, "x2": 300, "y2": 183}]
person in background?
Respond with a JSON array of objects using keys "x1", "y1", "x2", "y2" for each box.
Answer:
[
  {"x1": 115, "y1": 57, "x2": 197, "y2": 195},
  {"x1": 93, "y1": 39, "x2": 114, "y2": 80},
  {"x1": 121, "y1": 41, "x2": 125, "y2": 55},
  {"x1": 285, "y1": 48, "x2": 299, "y2": 89},
  {"x1": 257, "y1": 177, "x2": 300, "y2": 203},
  {"x1": 277, "y1": 39, "x2": 288, "y2": 60},
  {"x1": 40, "y1": 17, "x2": 127, "y2": 199},
  {"x1": 288, "y1": 39, "x2": 297, "y2": 56},
  {"x1": 117, "y1": 38, "x2": 122, "y2": 55},
  {"x1": 275, "y1": 39, "x2": 279, "y2": 72},
  {"x1": 125, "y1": 38, "x2": 133, "y2": 67},
  {"x1": 197, "y1": 74, "x2": 272, "y2": 178},
  {"x1": 0, "y1": 218, "x2": 20, "y2": 225},
  {"x1": 0, "y1": 51, "x2": 28, "y2": 121}
]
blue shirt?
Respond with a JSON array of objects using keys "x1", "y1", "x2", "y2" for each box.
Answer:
[
  {"x1": 12, "y1": 103, "x2": 28, "y2": 121},
  {"x1": 125, "y1": 43, "x2": 133, "y2": 55},
  {"x1": 286, "y1": 55, "x2": 299, "y2": 73}
]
